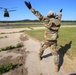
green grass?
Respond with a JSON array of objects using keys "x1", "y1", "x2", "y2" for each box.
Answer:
[
  {"x1": 0, "y1": 63, "x2": 21, "y2": 74},
  {"x1": 58, "y1": 27, "x2": 76, "y2": 58},
  {"x1": 25, "y1": 27, "x2": 76, "y2": 59},
  {"x1": 25, "y1": 29, "x2": 45, "y2": 41},
  {"x1": 0, "y1": 43, "x2": 23, "y2": 51},
  {"x1": 12, "y1": 24, "x2": 43, "y2": 28},
  {"x1": 0, "y1": 63, "x2": 13, "y2": 74}
]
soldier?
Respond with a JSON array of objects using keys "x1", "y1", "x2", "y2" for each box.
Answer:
[{"x1": 24, "y1": 1, "x2": 63, "y2": 72}]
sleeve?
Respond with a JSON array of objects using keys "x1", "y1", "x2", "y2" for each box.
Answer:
[
  {"x1": 58, "y1": 12, "x2": 62, "y2": 21},
  {"x1": 30, "y1": 8, "x2": 48, "y2": 22}
]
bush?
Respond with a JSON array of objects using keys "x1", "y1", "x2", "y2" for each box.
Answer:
[
  {"x1": 0, "y1": 45, "x2": 15, "y2": 51},
  {"x1": 0, "y1": 43, "x2": 23, "y2": 51},
  {"x1": 0, "y1": 63, "x2": 13, "y2": 74},
  {"x1": 5, "y1": 36, "x2": 8, "y2": 38},
  {"x1": 5, "y1": 45, "x2": 15, "y2": 50},
  {"x1": 16, "y1": 43, "x2": 23, "y2": 48},
  {"x1": 0, "y1": 36, "x2": 8, "y2": 39}
]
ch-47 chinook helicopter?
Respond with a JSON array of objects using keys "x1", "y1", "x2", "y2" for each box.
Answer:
[{"x1": 0, "y1": 7, "x2": 16, "y2": 17}]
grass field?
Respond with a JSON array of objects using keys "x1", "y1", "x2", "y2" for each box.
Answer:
[
  {"x1": 25, "y1": 27, "x2": 76, "y2": 59},
  {"x1": 0, "y1": 21, "x2": 76, "y2": 28}
]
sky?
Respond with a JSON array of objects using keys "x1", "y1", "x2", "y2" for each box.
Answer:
[{"x1": 0, "y1": 0, "x2": 76, "y2": 21}]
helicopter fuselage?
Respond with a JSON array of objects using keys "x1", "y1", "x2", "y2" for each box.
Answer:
[{"x1": 4, "y1": 9, "x2": 9, "y2": 17}]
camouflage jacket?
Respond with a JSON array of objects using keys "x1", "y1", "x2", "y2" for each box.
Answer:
[{"x1": 30, "y1": 8, "x2": 62, "y2": 40}]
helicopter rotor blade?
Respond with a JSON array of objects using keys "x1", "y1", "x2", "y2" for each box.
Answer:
[
  {"x1": 8, "y1": 10, "x2": 16, "y2": 12},
  {"x1": 0, "y1": 7, "x2": 7, "y2": 9},
  {"x1": 0, "y1": 7, "x2": 4, "y2": 9},
  {"x1": 7, "y1": 7, "x2": 17, "y2": 9},
  {"x1": 0, "y1": 7, "x2": 17, "y2": 9}
]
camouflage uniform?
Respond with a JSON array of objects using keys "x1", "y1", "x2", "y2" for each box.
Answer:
[
  {"x1": 29, "y1": 8, "x2": 62, "y2": 64},
  {"x1": 24, "y1": 1, "x2": 63, "y2": 72}
]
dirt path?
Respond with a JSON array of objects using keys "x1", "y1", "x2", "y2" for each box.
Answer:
[
  {"x1": 0, "y1": 28, "x2": 76, "y2": 75},
  {"x1": 23, "y1": 38, "x2": 76, "y2": 75},
  {"x1": 0, "y1": 28, "x2": 31, "y2": 33}
]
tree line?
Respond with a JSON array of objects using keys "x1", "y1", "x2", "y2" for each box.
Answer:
[{"x1": 0, "y1": 19, "x2": 76, "y2": 23}]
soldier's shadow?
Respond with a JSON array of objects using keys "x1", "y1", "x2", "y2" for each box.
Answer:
[
  {"x1": 41, "y1": 41, "x2": 72, "y2": 71},
  {"x1": 58, "y1": 41, "x2": 72, "y2": 71}
]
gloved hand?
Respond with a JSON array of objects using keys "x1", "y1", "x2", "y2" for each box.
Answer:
[
  {"x1": 60, "y1": 9, "x2": 63, "y2": 12},
  {"x1": 24, "y1": 1, "x2": 32, "y2": 9}
]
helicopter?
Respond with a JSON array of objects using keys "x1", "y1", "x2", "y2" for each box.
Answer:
[{"x1": 0, "y1": 7, "x2": 16, "y2": 17}]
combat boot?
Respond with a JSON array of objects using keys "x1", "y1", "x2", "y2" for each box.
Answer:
[
  {"x1": 38, "y1": 55, "x2": 42, "y2": 61},
  {"x1": 38, "y1": 48, "x2": 44, "y2": 61},
  {"x1": 55, "y1": 64, "x2": 59, "y2": 72}
]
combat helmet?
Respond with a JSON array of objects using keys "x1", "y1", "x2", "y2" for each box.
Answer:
[{"x1": 47, "y1": 10, "x2": 56, "y2": 18}]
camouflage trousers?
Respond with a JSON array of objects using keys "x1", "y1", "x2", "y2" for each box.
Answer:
[{"x1": 39, "y1": 40, "x2": 59, "y2": 64}]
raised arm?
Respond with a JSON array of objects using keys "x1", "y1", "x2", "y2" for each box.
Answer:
[
  {"x1": 58, "y1": 9, "x2": 63, "y2": 20},
  {"x1": 24, "y1": 1, "x2": 47, "y2": 21}
]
